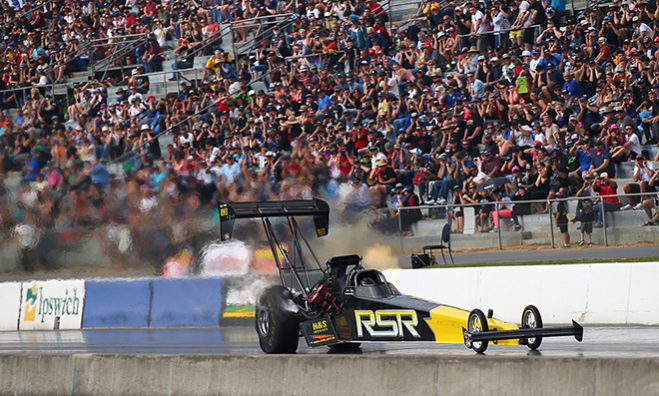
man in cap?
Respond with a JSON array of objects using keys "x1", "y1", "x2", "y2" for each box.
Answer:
[
  {"x1": 592, "y1": 172, "x2": 620, "y2": 227},
  {"x1": 170, "y1": 38, "x2": 195, "y2": 81},
  {"x1": 400, "y1": 185, "x2": 422, "y2": 235},
  {"x1": 621, "y1": 154, "x2": 657, "y2": 210}
]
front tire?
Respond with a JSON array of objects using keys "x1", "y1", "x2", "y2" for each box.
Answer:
[
  {"x1": 468, "y1": 309, "x2": 489, "y2": 353},
  {"x1": 255, "y1": 285, "x2": 300, "y2": 353},
  {"x1": 520, "y1": 305, "x2": 543, "y2": 350}
]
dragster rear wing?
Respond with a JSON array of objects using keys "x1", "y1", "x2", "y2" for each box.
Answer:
[{"x1": 217, "y1": 199, "x2": 330, "y2": 241}]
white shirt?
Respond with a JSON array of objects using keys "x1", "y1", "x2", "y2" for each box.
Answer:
[
  {"x1": 386, "y1": 76, "x2": 399, "y2": 97},
  {"x1": 637, "y1": 22, "x2": 652, "y2": 39},
  {"x1": 471, "y1": 10, "x2": 486, "y2": 33},
  {"x1": 128, "y1": 92, "x2": 144, "y2": 103},
  {"x1": 514, "y1": 128, "x2": 534, "y2": 147},
  {"x1": 128, "y1": 103, "x2": 145, "y2": 117},
  {"x1": 626, "y1": 133, "x2": 642, "y2": 155},
  {"x1": 178, "y1": 132, "x2": 195, "y2": 147},
  {"x1": 228, "y1": 81, "x2": 241, "y2": 96},
  {"x1": 634, "y1": 162, "x2": 656, "y2": 182},
  {"x1": 519, "y1": 1, "x2": 533, "y2": 26}
]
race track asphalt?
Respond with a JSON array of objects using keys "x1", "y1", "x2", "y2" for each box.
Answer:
[
  {"x1": 2, "y1": 326, "x2": 659, "y2": 358},
  {"x1": 432, "y1": 245, "x2": 659, "y2": 265}
]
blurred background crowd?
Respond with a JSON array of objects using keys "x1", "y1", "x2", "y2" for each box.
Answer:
[{"x1": 1, "y1": 0, "x2": 659, "y2": 272}]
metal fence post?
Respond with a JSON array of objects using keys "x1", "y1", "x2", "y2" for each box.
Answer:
[
  {"x1": 397, "y1": 208, "x2": 404, "y2": 252},
  {"x1": 601, "y1": 199, "x2": 608, "y2": 246},
  {"x1": 548, "y1": 199, "x2": 555, "y2": 248},
  {"x1": 495, "y1": 201, "x2": 502, "y2": 250}
]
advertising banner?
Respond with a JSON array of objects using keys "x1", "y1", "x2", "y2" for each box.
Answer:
[
  {"x1": 19, "y1": 280, "x2": 85, "y2": 330},
  {"x1": 0, "y1": 282, "x2": 22, "y2": 330}
]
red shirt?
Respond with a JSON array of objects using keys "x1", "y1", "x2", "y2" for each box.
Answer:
[
  {"x1": 595, "y1": 182, "x2": 619, "y2": 206},
  {"x1": 353, "y1": 127, "x2": 368, "y2": 149}
]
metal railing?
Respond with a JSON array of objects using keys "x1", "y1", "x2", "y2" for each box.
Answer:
[
  {"x1": 91, "y1": 33, "x2": 151, "y2": 80},
  {"x1": 16, "y1": 0, "x2": 57, "y2": 19},
  {"x1": 457, "y1": 24, "x2": 541, "y2": 38},
  {"x1": 177, "y1": 23, "x2": 233, "y2": 63},
  {"x1": 391, "y1": 191, "x2": 659, "y2": 251},
  {"x1": 230, "y1": 13, "x2": 294, "y2": 59},
  {"x1": 108, "y1": 98, "x2": 217, "y2": 166}
]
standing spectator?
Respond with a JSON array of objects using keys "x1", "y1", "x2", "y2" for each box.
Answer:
[
  {"x1": 553, "y1": 187, "x2": 570, "y2": 248},
  {"x1": 399, "y1": 185, "x2": 422, "y2": 235},
  {"x1": 170, "y1": 39, "x2": 195, "y2": 81},
  {"x1": 574, "y1": 174, "x2": 595, "y2": 246}
]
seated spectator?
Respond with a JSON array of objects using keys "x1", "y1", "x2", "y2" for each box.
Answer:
[
  {"x1": 611, "y1": 124, "x2": 642, "y2": 160},
  {"x1": 621, "y1": 155, "x2": 657, "y2": 210},
  {"x1": 592, "y1": 172, "x2": 620, "y2": 227},
  {"x1": 641, "y1": 169, "x2": 659, "y2": 226}
]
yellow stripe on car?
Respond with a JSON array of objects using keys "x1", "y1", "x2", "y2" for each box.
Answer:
[{"x1": 425, "y1": 305, "x2": 519, "y2": 345}]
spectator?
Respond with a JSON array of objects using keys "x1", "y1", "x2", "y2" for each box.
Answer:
[
  {"x1": 641, "y1": 169, "x2": 659, "y2": 226},
  {"x1": 621, "y1": 155, "x2": 657, "y2": 210},
  {"x1": 553, "y1": 187, "x2": 570, "y2": 248},
  {"x1": 574, "y1": 174, "x2": 595, "y2": 246},
  {"x1": 592, "y1": 172, "x2": 620, "y2": 227}
]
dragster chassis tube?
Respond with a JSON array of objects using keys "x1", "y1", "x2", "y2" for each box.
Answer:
[{"x1": 463, "y1": 321, "x2": 584, "y2": 344}]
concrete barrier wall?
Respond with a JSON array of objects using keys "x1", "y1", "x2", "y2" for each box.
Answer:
[
  {"x1": 0, "y1": 277, "x2": 226, "y2": 331},
  {"x1": 0, "y1": 282, "x2": 21, "y2": 330},
  {"x1": 83, "y1": 279, "x2": 152, "y2": 328},
  {"x1": 1, "y1": 354, "x2": 658, "y2": 396},
  {"x1": 150, "y1": 278, "x2": 224, "y2": 327},
  {"x1": 384, "y1": 262, "x2": 659, "y2": 325}
]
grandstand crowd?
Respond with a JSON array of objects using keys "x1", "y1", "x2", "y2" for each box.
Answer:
[{"x1": 1, "y1": 0, "x2": 659, "y2": 270}]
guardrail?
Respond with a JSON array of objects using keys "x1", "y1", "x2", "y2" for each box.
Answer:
[
  {"x1": 391, "y1": 191, "x2": 659, "y2": 250},
  {"x1": 456, "y1": 24, "x2": 541, "y2": 39}
]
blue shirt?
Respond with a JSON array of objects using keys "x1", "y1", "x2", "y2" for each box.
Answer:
[
  {"x1": 576, "y1": 149, "x2": 592, "y2": 173},
  {"x1": 318, "y1": 95, "x2": 331, "y2": 113},
  {"x1": 26, "y1": 159, "x2": 40, "y2": 181},
  {"x1": 550, "y1": 0, "x2": 566, "y2": 12},
  {"x1": 470, "y1": 79, "x2": 485, "y2": 99},
  {"x1": 91, "y1": 164, "x2": 110, "y2": 186},
  {"x1": 563, "y1": 79, "x2": 583, "y2": 98}
]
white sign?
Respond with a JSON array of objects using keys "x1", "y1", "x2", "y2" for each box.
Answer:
[
  {"x1": 0, "y1": 282, "x2": 21, "y2": 330},
  {"x1": 19, "y1": 280, "x2": 85, "y2": 330}
]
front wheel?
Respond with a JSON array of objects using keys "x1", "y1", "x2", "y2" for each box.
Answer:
[
  {"x1": 468, "y1": 309, "x2": 489, "y2": 353},
  {"x1": 520, "y1": 305, "x2": 543, "y2": 350},
  {"x1": 255, "y1": 285, "x2": 300, "y2": 353}
]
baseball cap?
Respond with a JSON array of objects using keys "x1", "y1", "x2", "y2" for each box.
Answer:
[{"x1": 600, "y1": 172, "x2": 608, "y2": 178}]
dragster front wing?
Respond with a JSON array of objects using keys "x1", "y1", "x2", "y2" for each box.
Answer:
[{"x1": 462, "y1": 320, "x2": 584, "y2": 348}]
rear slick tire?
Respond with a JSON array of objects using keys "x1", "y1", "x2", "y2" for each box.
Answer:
[
  {"x1": 521, "y1": 305, "x2": 543, "y2": 350},
  {"x1": 255, "y1": 285, "x2": 300, "y2": 353},
  {"x1": 468, "y1": 309, "x2": 489, "y2": 353}
]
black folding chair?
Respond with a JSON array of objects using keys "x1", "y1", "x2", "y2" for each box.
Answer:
[{"x1": 422, "y1": 223, "x2": 454, "y2": 265}]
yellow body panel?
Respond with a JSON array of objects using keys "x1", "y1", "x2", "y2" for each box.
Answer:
[{"x1": 425, "y1": 306, "x2": 519, "y2": 345}]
